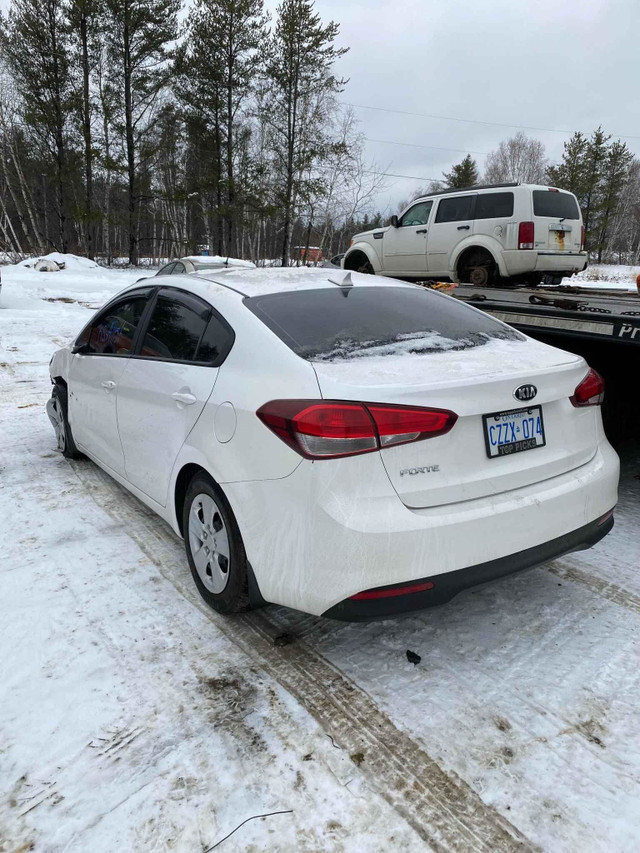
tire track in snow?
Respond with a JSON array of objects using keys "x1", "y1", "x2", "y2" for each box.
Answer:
[
  {"x1": 70, "y1": 459, "x2": 533, "y2": 853},
  {"x1": 548, "y1": 560, "x2": 640, "y2": 617}
]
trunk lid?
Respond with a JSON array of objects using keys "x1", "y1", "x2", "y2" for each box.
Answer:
[{"x1": 312, "y1": 337, "x2": 597, "y2": 509}]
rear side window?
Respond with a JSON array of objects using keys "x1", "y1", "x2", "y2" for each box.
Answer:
[
  {"x1": 196, "y1": 313, "x2": 236, "y2": 364},
  {"x1": 435, "y1": 195, "x2": 475, "y2": 223},
  {"x1": 141, "y1": 297, "x2": 209, "y2": 361},
  {"x1": 475, "y1": 192, "x2": 514, "y2": 219},
  {"x1": 172, "y1": 262, "x2": 186, "y2": 274},
  {"x1": 533, "y1": 191, "x2": 580, "y2": 220},
  {"x1": 87, "y1": 297, "x2": 147, "y2": 355},
  {"x1": 245, "y1": 286, "x2": 523, "y2": 362},
  {"x1": 157, "y1": 262, "x2": 176, "y2": 276}
]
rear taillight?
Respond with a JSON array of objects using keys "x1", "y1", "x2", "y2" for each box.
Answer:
[
  {"x1": 257, "y1": 400, "x2": 458, "y2": 460},
  {"x1": 570, "y1": 368, "x2": 605, "y2": 407},
  {"x1": 580, "y1": 225, "x2": 585, "y2": 251},
  {"x1": 518, "y1": 221, "x2": 535, "y2": 250}
]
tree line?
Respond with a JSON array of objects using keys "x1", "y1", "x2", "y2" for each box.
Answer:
[{"x1": 0, "y1": 0, "x2": 384, "y2": 265}]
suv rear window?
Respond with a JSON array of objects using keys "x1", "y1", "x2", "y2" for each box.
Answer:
[
  {"x1": 475, "y1": 192, "x2": 514, "y2": 219},
  {"x1": 245, "y1": 286, "x2": 523, "y2": 362},
  {"x1": 533, "y1": 190, "x2": 580, "y2": 220}
]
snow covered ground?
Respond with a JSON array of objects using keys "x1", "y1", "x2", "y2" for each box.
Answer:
[
  {"x1": 573, "y1": 263, "x2": 640, "y2": 291},
  {"x1": 1, "y1": 256, "x2": 640, "y2": 851}
]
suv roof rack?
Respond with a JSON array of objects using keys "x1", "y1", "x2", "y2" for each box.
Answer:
[{"x1": 417, "y1": 182, "x2": 520, "y2": 199}]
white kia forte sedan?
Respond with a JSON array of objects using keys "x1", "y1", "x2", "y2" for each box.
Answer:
[{"x1": 47, "y1": 269, "x2": 619, "y2": 620}]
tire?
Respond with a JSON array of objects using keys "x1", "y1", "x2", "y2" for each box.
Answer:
[
  {"x1": 183, "y1": 473, "x2": 250, "y2": 615},
  {"x1": 47, "y1": 384, "x2": 81, "y2": 459}
]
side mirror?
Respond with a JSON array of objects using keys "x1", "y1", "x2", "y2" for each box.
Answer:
[
  {"x1": 71, "y1": 343, "x2": 87, "y2": 355},
  {"x1": 390, "y1": 215, "x2": 399, "y2": 228}
]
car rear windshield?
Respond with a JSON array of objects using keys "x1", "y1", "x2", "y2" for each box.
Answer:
[
  {"x1": 532, "y1": 190, "x2": 580, "y2": 220},
  {"x1": 244, "y1": 286, "x2": 523, "y2": 362}
]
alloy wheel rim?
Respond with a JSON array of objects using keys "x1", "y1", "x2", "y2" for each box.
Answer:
[{"x1": 188, "y1": 493, "x2": 230, "y2": 594}]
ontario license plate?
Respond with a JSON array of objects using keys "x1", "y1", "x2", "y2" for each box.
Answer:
[{"x1": 483, "y1": 406, "x2": 545, "y2": 458}]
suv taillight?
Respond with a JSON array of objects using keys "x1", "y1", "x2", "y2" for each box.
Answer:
[
  {"x1": 518, "y1": 221, "x2": 535, "y2": 250},
  {"x1": 581, "y1": 225, "x2": 585, "y2": 251},
  {"x1": 570, "y1": 368, "x2": 605, "y2": 407},
  {"x1": 257, "y1": 400, "x2": 458, "y2": 460}
]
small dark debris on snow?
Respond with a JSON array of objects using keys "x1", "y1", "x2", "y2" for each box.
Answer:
[
  {"x1": 494, "y1": 716, "x2": 512, "y2": 732},
  {"x1": 302, "y1": 753, "x2": 313, "y2": 761},
  {"x1": 350, "y1": 751, "x2": 365, "y2": 766},
  {"x1": 273, "y1": 633, "x2": 294, "y2": 647},
  {"x1": 406, "y1": 650, "x2": 421, "y2": 665}
]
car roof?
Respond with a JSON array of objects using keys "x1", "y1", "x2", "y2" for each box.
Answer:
[
  {"x1": 117, "y1": 268, "x2": 414, "y2": 318},
  {"x1": 193, "y1": 267, "x2": 414, "y2": 298}
]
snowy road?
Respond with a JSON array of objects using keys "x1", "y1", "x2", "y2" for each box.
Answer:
[{"x1": 1, "y1": 258, "x2": 639, "y2": 851}]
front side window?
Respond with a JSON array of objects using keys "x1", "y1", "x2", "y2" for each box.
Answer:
[
  {"x1": 86, "y1": 298, "x2": 147, "y2": 355},
  {"x1": 140, "y1": 297, "x2": 209, "y2": 362},
  {"x1": 475, "y1": 192, "x2": 514, "y2": 220},
  {"x1": 400, "y1": 200, "x2": 433, "y2": 227},
  {"x1": 172, "y1": 262, "x2": 186, "y2": 274},
  {"x1": 435, "y1": 195, "x2": 475, "y2": 223},
  {"x1": 157, "y1": 262, "x2": 176, "y2": 276}
]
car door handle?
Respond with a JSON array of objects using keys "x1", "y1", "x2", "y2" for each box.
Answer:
[
  {"x1": 101, "y1": 380, "x2": 116, "y2": 391},
  {"x1": 416, "y1": 228, "x2": 427, "y2": 234},
  {"x1": 457, "y1": 225, "x2": 470, "y2": 231},
  {"x1": 172, "y1": 391, "x2": 197, "y2": 406}
]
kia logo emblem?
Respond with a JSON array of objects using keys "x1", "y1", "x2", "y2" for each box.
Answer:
[{"x1": 514, "y1": 384, "x2": 537, "y2": 402}]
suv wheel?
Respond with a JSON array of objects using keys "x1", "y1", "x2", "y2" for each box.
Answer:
[{"x1": 459, "y1": 249, "x2": 497, "y2": 287}]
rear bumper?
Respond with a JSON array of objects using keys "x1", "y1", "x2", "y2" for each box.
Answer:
[
  {"x1": 225, "y1": 437, "x2": 619, "y2": 617},
  {"x1": 324, "y1": 510, "x2": 614, "y2": 621},
  {"x1": 502, "y1": 250, "x2": 588, "y2": 276}
]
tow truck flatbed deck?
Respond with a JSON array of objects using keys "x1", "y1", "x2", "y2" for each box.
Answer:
[{"x1": 454, "y1": 283, "x2": 640, "y2": 346}]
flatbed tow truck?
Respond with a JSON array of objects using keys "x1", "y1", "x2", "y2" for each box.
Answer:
[{"x1": 452, "y1": 281, "x2": 640, "y2": 443}]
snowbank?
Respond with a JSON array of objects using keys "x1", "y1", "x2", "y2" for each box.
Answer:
[
  {"x1": 17, "y1": 252, "x2": 100, "y2": 272},
  {"x1": 1, "y1": 253, "x2": 152, "y2": 311}
]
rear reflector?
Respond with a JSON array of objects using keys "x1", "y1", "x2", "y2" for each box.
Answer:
[
  {"x1": 257, "y1": 400, "x2": 457, "y2": 460},
  {"x1": 581, "y1": 225, "x2": 585, "y2": 252},
  {"x1": 518, "y1": 221, "x2": 535, "y2": 250},
  {"x1": 350, "y1": 581, "x2": 435, "y2": 600},
  {"x1": 570, "y1": 368, "x2": 605, "y2": 407},
  {"x1": 597, "y1": 509, "x2": 614, "y2": 526}
]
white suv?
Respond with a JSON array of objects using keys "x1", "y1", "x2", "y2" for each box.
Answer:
[{"x1": 344, "y1": 183, "x2": 587, "y2": 287}]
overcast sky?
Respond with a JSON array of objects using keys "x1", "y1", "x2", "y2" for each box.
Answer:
[{"x1": 266, "y1": 0, "x2": 640, "y2": 214}]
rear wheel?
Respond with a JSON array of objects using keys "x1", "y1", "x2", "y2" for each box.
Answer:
[
  {"x1": 458, "y1": 249, "x2": 497, "y2": 287},
  {"x1": 183, "y1": 473, "x2": 250, "y2": 614}
]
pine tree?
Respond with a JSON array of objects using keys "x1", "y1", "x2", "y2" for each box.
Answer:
[
  {"x1": 104, "y1": 0, "x2": 179, "y2": 264},
  {"x1": 595, "y1": 140, "x2": 633, "y2": 262},
  {"x1": 176, "y1": 0, "x2": 268, "y2": 256},
  {"x1": 263, "y1": 0, "x2": 347, "y2": 266},
  {"x1": 547, "y1": 132, "x2": 588, "y2": 194},
  {"x1": 1, "y1": 0, "x2": 75, "y2": 251},
  {"x1": 443, "y1": 155, "x2": 478, "y2": 189}
]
